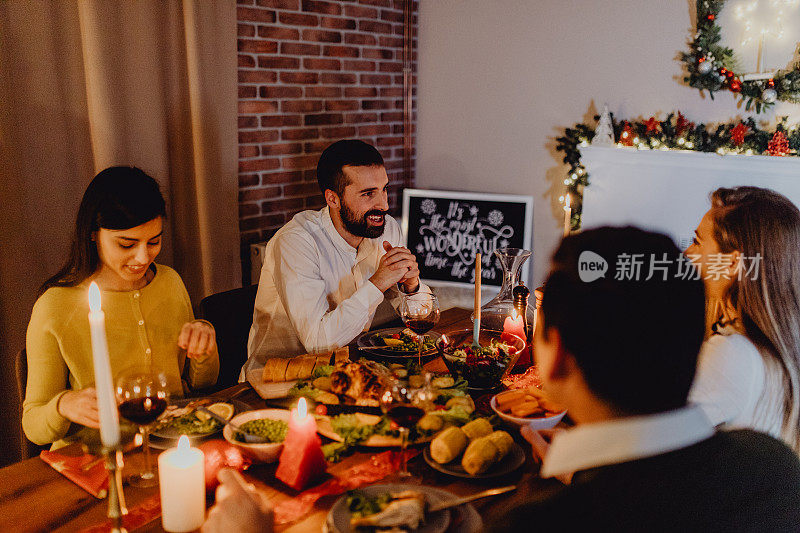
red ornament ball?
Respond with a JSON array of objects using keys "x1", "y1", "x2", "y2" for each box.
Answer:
[
  {"x1": 730, "y1": 79, "x2": 742, "y2": 92},
  {"x1": 707, "y1": 14, "x2": 715, "y2": 20}
]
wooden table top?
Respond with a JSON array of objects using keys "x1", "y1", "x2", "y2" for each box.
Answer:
[{"x1": 0, "y1": 307, "x2": 561, "y2": 532}]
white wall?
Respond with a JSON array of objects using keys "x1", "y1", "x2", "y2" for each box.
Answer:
[{"x1": 417, "y1": 0, "x2": 800, "y2": 286}]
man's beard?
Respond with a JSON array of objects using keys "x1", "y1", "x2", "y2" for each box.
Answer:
[{"x1": 340, "y1": 201, "x2": 387, "y2": 238}]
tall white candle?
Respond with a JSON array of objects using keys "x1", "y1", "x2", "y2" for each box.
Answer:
[
  {"x1": 159, "y1": 436, "x2": 205, "y2": 532},
  {"x1": 563, "y1": 194, "x2": 572, "y2": 237},
  {"x1": 87, "y1": 282, "x2": 121, "y2": 447}
]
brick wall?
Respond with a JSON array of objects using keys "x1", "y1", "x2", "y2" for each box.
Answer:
[{"x1": 237, "y1": 0, "x2": 417, "y2": 282}]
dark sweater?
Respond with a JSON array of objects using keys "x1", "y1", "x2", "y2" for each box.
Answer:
[{"x1": 490, "y1": 430, "x2": 800, "y2": 532}]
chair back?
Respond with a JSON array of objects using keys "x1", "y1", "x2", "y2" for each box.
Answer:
[
  {"x1": 200, "y1": 285, "x2": 258, "y2": 391},
  {"x1": 15, "y1": 349, "x2": 43, "y2": 459}
]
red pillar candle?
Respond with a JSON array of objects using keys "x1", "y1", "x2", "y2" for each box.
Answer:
[
  {"x1": 276, "y1": 397, "x2": 327, "y2": 491},
  {"x1": 502, "y1": 309, "x2": 525, "y2": 341}
]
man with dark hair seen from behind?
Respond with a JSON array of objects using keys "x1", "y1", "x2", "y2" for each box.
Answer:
[
  {"x1": 490, "y1": 227, "x2": 800, "y2": 532},
  {"x1": 243, "y1": 140, "x2": 428, "y2": 375}
]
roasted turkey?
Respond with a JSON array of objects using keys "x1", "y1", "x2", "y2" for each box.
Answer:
[{"x1": 329, "y1": 360, "x2": 386, "y2": 405}]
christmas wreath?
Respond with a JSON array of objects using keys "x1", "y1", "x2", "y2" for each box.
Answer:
[
  {"x1": 681, "y1": 0, "x2": 800, "y2": 113},
  {"x1": 556, "y1": 111, "x2": 800, "y2": 231}
]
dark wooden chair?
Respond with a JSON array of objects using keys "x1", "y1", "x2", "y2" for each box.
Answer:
[
  {"x1": 200, "y1": 285, "x2": 259, "y2": 391},
  {"x1": 15, "y1": 348, "x2": 46, "y2": 459}
]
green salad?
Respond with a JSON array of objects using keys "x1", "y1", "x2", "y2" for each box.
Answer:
[
  {"x1": 158, "y1": 413, "x2": 220, "y2": 435},
  {"x1": 375, "y1": 330, "x2": 437, "y2": 352}
]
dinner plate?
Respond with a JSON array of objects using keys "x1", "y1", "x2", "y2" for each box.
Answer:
[
  {"x1": 422, "y1": 442, "x2": 526, "y2": 479},
  {"x1": 148, "y1": 398, "x2": 252, "y2": 449},
  {"x1": 355, "y1": 327, "x2": 443, "y2": 360},
  {"x1": 315, "y1": 413, "x2": 433, "y2": 447},
  {"x1": 325, "y1": 483, "x2": 452, "y2": 533}
]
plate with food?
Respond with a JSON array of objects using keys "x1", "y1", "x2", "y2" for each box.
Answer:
[
  {"x1": 422, "y1": 418, "x2": 526, "y2": 479},
  {"x1": 223, "y1": 408, "x2": 290, "y2": 463},
  {"x1": 491, "y1": 386, "x2": 567, "y2": 429},
  {"x1": 356, "y1": 327, "x2": 442, "y2": 360},
  {"x1": 150, "y1": 398, "x2": 251, "y2": 447},
  {"x1": 326, "y1": 484, "x2": 453, "y2": 533}
]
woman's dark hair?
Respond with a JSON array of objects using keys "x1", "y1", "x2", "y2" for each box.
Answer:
[
  {"x1": 541, "y1": 226, "x2": 706, "y2": 415},
  {"x1": 41, "y1": 166, "x2": 166, "y2": 292}
]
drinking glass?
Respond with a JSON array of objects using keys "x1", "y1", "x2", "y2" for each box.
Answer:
[
  {"x1": 116, "y1": 368, "x2": 169, "y2": 487},
  {"x1": 399, "y1": 292, "x2": 440, "y2": 366},
  {"x1": 380, "y1": 379, "x2": 427, "y2": 478}
]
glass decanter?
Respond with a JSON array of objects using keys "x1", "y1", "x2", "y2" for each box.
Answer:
[{"x1": 473, "y1": 248, "x2": 536, "y2": 343}]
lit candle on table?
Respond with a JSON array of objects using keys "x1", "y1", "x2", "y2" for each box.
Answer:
[
  {"x1": 159, "y1": 435, "x2": 205, "y2": 532},
  {"x1": 563, "y1": 194, "x2": 572, "y2": 237},
  {"x1": 87, "y1": 282, "x2": 120, "y2": 447},
  {"x1": 503, "y1": 309, "x2": 525, "y2": 342},
  {"x1": 276, "y1": 397, "x2": 327, "y2": 490}
]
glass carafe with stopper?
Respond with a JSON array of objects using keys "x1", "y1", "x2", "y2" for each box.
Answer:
[{"x1": 473, "y1": 248, "x2": 536, "y2": 341}]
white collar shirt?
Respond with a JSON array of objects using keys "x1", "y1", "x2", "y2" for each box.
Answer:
[
  {"x1": 243, "y1": 207, "x2": 428, "y2": 378},
  {"x1": 540, "y1": 405, "x2": 716, "y2": 481}
]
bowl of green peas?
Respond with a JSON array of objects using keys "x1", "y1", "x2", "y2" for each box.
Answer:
[{"x1": 223, "y1": 409, "x2": 290, "y2": 463}]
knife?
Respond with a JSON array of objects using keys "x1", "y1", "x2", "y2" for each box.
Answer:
[{"x1": 428, "y1": 485, "x2": 517, "y2": 512}]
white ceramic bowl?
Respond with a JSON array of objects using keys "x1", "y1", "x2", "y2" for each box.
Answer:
[
  {"x1": 223, "y1": 408, "x2": 290, "y2": 463},
  {"x1": 490, "y1": 395, "x2": 567, "y2": 430}
]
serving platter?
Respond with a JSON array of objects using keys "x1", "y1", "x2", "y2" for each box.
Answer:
[
  {"x1": 422, "y1": 442, "x2": 526, "y2": 479},
  {"x1": 315, "y1": 413, "x2": 433, "y2": 447}
]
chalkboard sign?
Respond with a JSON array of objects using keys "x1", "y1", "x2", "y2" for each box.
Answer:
[{"x1": 401, "y1": 189, "x2": 533, "y2": 288}]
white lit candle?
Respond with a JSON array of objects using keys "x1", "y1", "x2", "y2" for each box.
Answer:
[
  {"x1": 563, "y1": 194, "x2": 572, "y2": 237},
  {"x1": 158, "y1": 435, "x2": 205, "y2": 532},
  {"x1": 87, "y1": 282, "x2": 120, "y2": 447}
]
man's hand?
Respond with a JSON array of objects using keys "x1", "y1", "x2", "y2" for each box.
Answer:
[
  {"x1": 520, "y1": 426, "x2": 570, "y2": 484},
  {"x1": 369, "y1": 241, "x2": 420, "y2": 293},
  {"x1": 201, "y1": 469, "x2": 274, "y2": 533},
  {"x1": 57, "y1": 388, "x2": 100, "y2": 428},
  {"x1": 178, "y1": 320, "x2": 217, "y2": 359}
]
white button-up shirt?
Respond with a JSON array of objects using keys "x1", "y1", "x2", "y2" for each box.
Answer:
[
  {"x1": 540, "y1": 405, "x2": 715, "y2": 482},
  {"x1": 242, "y1": 207, "x2": 428, "y2": 377}
]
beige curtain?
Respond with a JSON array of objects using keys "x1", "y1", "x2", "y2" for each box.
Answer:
[{"x1": 0, "y1": 0, "x2": 240, "y2": 466}]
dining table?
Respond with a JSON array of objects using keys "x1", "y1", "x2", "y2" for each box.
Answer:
[{"x1": 0, "y1": 307, "x2": 563, "y2": 532}]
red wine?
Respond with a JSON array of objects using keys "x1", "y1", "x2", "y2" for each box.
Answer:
[
  {"x1": 119, "y1": 397, "x2": 167, "y2": 425},
  {"x1": 405, "y1": 318, "x2": 436, "y2": 335},
  {"x1": 387, "y1": 405, "x2": 425, "y2": 428}
]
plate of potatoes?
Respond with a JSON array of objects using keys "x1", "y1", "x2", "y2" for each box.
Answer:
[{"x1": 490, "y1": 387, "x2": 567, "y2": 429}]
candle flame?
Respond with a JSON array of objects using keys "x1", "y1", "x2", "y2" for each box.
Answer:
[
  {"x1": 511, "y1": 308, "x2": 519, "y2": 320},
  {"x1": 88, "y1": 282, "x2": 102, "y2": 312},
  {"x1": 177, "y1": 435, "x2": 190, "y2": 451},
  {"x1": 297, "y1": 397, "x2": 308, "y2": 419}
]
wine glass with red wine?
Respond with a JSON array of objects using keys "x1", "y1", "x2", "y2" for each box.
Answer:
[
  {"x1": 116, "y1": 368, "x2": 169, "y2": 487},
  {"x1": 399, "y1": 292, "x2": 440, "y2": 366},
  {"x1": 380, "y1": 379, "x2": 427, "y2": 478}
]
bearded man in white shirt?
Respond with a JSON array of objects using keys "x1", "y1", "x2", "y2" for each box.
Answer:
[{"x1": 242, "y1": 140, "x2": 428, "y2": 376}]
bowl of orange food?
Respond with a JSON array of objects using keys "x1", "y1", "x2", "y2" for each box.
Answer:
[{"x1": 490, "y1": 386, "x2": 567, "y2": 429}]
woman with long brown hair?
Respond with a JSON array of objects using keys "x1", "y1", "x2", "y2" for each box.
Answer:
[{"x1": 686, "y1": 186, "x2": 800, "y2": 452}]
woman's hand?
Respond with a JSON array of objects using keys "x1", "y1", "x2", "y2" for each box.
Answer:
[
  {"x1": 202, "y1": 468, "x2": 274, "y2": 533},
  {"x1": 57, "y1": 388, "x2": 100, "y2": 428},
  {"x1": 178, "y1": 320, "x2": 217, "y2": 359}
]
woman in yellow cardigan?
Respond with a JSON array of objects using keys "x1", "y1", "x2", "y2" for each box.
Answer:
[{"x1": 24, "y1": 166, "x2": 219, "y2": 447}]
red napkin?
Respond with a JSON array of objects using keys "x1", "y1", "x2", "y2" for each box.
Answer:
[
  {"x1": 274, "y1": 449, "x2": 419, "y2": 525},
  {"x1": 40, "y1": 448, "x2": 108, "y2": 499}
]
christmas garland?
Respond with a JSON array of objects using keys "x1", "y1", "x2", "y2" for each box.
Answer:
[
  {"x1": 556, "y1": 111, "x2": 800, "y2": 230},
  {"x1": 680, "y1": 0, "x2": 800, "y2": 113}
]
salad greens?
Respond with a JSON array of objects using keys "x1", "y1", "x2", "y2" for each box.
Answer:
[{"x1": 347, "y1": 490, "x2": 393, "y2": 519}]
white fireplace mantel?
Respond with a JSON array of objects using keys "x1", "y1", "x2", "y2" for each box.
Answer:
[{"x1": 580, "y1": 145, "x2": 800, "y2": 249}]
